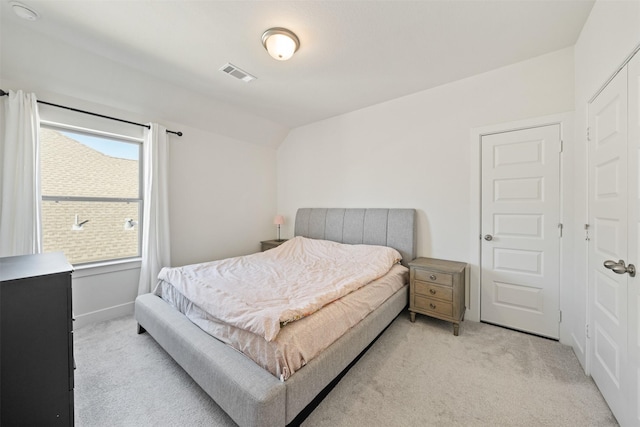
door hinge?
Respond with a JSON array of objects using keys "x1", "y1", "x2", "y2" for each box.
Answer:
[
  {"x1": 560, "y1": 140, "x2": 564, "y2": 152},
  {"x1": 585, "y1": 324, "x2": 590, "y2": 339},
  {"x1": 587, "y1": 127, "x2": 591, "y2": 142},
  {"x1": 559, "y1": 310, "x2": 562, "y2": 323},
  {"x1": 558, "y1": 223, "x2": 563, "y2": 237},
  {"x1": 584, "y1": 223, "x2": 590, "y2": 241}
]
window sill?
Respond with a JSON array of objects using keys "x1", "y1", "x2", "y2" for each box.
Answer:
[{"x1": 72, "y1": 258, "x2": 142, "y2": 279}]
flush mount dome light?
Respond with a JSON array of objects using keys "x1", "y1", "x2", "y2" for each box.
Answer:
[
  {"x1": 10, "y1": 2, "x2": 39, "y2": 20},
  {"x1": 261, "y1": 27, "x2": 300, "y2": 61}
]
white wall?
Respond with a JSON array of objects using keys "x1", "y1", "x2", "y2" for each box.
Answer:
[
  {"x1": 168, "y1": 123, "x2": 277, "y2": 267},
  {"x1": 277, "y1": 47, "x2": 575, "y2": 323},
  {"x1": 571, "y1": 0, "x2": 640, "y2": 370},
  {"x1": 72, "y1": 261, "x2": 141, "y2": 327}
]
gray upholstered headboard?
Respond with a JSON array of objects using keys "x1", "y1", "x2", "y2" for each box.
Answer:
[{"x1": 294, "y1": 208, "x2": 417, "y2": 266}]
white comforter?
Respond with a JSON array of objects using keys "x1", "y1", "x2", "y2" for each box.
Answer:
[{"x1": 155, "y1": 236, "x2": 401, "y2": 341}]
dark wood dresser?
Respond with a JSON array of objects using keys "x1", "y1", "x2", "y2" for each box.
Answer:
[{"x1": 0, "y1": 252, "x2": 74, "y2": 426}]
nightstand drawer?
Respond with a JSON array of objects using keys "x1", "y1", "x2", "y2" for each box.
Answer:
[
  {"x1": 260, "y1": 239, "x2": 287, "y2": 252},
  {"x1": 414, "y1": 269, "x2": 452, "y2": 286},
  {"x1": 409, "y1": 257, "x2": 467, "y2": 336},
  {"x1": 414, "y1": 280, "x2": 453, "y2": 302},
  {"x1": 414, "y1": 295, "x2": 453, "y2": 317}
]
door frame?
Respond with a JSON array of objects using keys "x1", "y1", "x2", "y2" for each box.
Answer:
[{"x1": 468, "y1": 112, "x2": 574, "y2": 346}]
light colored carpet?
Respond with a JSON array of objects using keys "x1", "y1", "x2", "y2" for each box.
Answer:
[{"x1": 74, "y1": 313, "x2": 617, "y2": 426}]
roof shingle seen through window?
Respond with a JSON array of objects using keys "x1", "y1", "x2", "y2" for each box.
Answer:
[{"x1": 41, "y1": 129, "x2": 140, "y2": 264}]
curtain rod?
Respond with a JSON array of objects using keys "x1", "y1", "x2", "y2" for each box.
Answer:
[{"x1": 0, "y1": 89, "x2": 182, "y2": 137}]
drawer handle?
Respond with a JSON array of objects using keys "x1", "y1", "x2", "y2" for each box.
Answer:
[
  {"x1": 429, "y1": 289, "x2": 436, "y2": 295},
  {"x1": 429, "y1": 274, "x2": 437, "y2": 280},
  {"x1": 429, "y1": 303, "x2": 436, "y2": 309}
]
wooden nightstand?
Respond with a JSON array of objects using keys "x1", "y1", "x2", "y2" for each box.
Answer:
[
  {"x1": 409, "y1": 257, "x2": 467, "y2": 336},
  {"x1": 260, "y1": 239, "x2": 288, "y2": 251}
]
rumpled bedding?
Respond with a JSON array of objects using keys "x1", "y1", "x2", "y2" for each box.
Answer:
[
  {"x1": 157, "y1": 263, "x2": 408, "y2": 380},
  {"x1": 155, "y1": 236, "x2": 401, "y2": 341}
]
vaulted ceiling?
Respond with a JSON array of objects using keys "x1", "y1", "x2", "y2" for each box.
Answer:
[{"x1": 1, "y1": 0, "x2": 594, "y2": 145}]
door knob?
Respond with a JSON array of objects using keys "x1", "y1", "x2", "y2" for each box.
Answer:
[
  {"x1": 484, "y1": 234, "x2": 493, "y2": 241},
  {"x1": 603, "y1": 259, "x2": 636, "y2": 277}
]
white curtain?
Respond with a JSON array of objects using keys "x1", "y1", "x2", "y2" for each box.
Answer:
[
  {"x1": 138, "y1": 123, "x2": 171, "y2": 294},
  {"x1": 0, "y1": 90, "x2": 42, "y2": 257}
]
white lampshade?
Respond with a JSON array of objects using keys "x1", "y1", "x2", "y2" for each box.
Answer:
[
  {"x1": 273, "y1": 215, "x2": 285, "y2": 225},
  {"x1": 262, "y1": 28, "x2": 300, "y2": 61}
]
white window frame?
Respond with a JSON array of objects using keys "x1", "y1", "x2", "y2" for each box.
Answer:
[{"x1": 40, "y1": 120, "x2": 144, "y2": 267}]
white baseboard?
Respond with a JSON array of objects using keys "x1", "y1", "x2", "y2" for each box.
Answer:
[{"x1": 74, "y1": 301, "x2": 135, "y2": 329}]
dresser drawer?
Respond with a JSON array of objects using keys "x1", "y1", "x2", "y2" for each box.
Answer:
[
  {"x1": 414, "y1": 269, "x2": 452, "y2": 286},
  {"x1": 414, "y1": 295, "x2": 453, "y2": 317},
  {"x1": 414, "y1": 280, "x2": 453, "y2": 302}
]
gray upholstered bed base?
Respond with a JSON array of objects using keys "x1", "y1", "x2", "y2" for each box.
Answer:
[{"x1": 134, "y1": 208, "x2": 416, "y2": 426}]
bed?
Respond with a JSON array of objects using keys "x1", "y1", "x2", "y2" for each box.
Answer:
[{"x1": 134, "y1": 208, "x2": 416, "y2": 426}]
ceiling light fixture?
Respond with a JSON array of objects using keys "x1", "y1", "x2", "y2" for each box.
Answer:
[
  {"x1": 261, "y1": 27, "x2": 300, "y2": 61},
  {"x1": 10, "y1": 2, "x2": 39, "y2": 21}
]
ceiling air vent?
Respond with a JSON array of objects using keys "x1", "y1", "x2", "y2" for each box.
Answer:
[{"x1": 219, "y1": 63, "x2": 256, "y2": 83}]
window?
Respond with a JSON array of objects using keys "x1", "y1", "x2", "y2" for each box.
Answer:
[{"x1": 40, "y1": 124, "x2": 143, "y2": 265}]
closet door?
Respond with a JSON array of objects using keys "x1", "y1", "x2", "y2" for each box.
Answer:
[
  {"x1": 588, "y1": 51, "x2": 639, "y2": 426},
  {"x1": 626, "y1": 51, "x2": 640, "y2": 426}
]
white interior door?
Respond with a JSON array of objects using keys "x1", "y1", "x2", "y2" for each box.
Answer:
[
  {"x1": 625, "y1": 51, "x2": 640, "y2": 426},
  {"x1": 588, "y1": 60, "x2": 636, "y2": 426},
  {"x1": 480, "y1": 125, "x2": 561, "y2": 339}
]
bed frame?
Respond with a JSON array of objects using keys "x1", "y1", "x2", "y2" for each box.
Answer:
[{"x1": 135, "y1": 208, "x2": 416, "y2": 426}]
